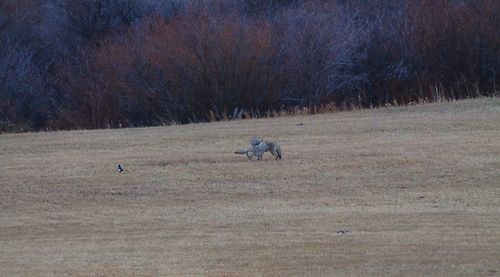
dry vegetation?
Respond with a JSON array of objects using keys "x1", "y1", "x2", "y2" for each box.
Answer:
[
  {"x1": 2, "y1": 0, "x2": 499, "y2": 131},
  {"x1": 1, "y1": 98, "x2": 500, "y2": 276}
]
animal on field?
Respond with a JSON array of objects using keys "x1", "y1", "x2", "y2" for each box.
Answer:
[
  {"x1": 235, "y1": 136, "x2": 268, "y2": 160},
  {"x1": 250, "y1": 136, "x2": 283, "y2": 160},
  {"x1": 264, "y1": 140, "x2": 283, "y2": 160},
  {"x1": 235, "y1": 136, "x2": 283, "y2": 160}
]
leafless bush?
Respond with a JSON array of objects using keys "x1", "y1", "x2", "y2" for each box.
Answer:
[{"x1": 278, "y1": 2, "x2": 368, "y2": 107}]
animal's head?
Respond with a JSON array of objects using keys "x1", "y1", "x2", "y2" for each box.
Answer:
[{"x1": 250, "y1": 136, "x2": 263, "y2": 146}]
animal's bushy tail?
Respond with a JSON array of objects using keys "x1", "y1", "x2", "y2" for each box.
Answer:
[{"x1": 235, "y1": 150, "x2": 248, "y2": 154}]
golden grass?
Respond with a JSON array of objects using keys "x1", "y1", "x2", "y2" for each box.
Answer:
[{"x1": 1, "y1": 98, "x2": 499, "y2": 276}]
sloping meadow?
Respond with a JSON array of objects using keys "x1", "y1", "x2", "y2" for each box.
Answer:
[{"x1": 1, "y1": 98, "x2": 499, "y2": 275}]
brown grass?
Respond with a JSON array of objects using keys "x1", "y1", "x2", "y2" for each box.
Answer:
[{"x1": 1, "y1": 98, "x2": 499, "y2": 276}]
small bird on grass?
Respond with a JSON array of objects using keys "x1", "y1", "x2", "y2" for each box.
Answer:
[{"x1": 117, "y1": 164, "x2": 124, "y2": 173}]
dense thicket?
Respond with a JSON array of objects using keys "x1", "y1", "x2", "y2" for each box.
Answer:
[{"x1": 1, "y1": 0, "x2": 498, "y2": 131}]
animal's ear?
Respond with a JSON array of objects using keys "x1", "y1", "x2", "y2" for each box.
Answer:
[{"x1": 250, "y1": 136, "x2": 261, "y2": 146}]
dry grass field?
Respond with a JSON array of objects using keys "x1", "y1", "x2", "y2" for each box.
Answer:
[{"x1": 1, "y1": 98, "x2": 500, "y2": 276}]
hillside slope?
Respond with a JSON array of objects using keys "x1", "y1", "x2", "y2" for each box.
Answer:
[{"x1": 1, "y1": 98, "x2": 499, "y2": 275}]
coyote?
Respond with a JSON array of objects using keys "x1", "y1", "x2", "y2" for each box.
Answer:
[
  {"x1": 252, "y1": 137, "x2": 283, "y2": 160},
  {"x1": 264, "y1": 140, "x2": 282, "y2": 160},
  {"x1": 235, "y1": 136, "x2": 267, "y2": 160},
  {"x1": 235, "y1": 136, "x2": 282, "y2": 160}
]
